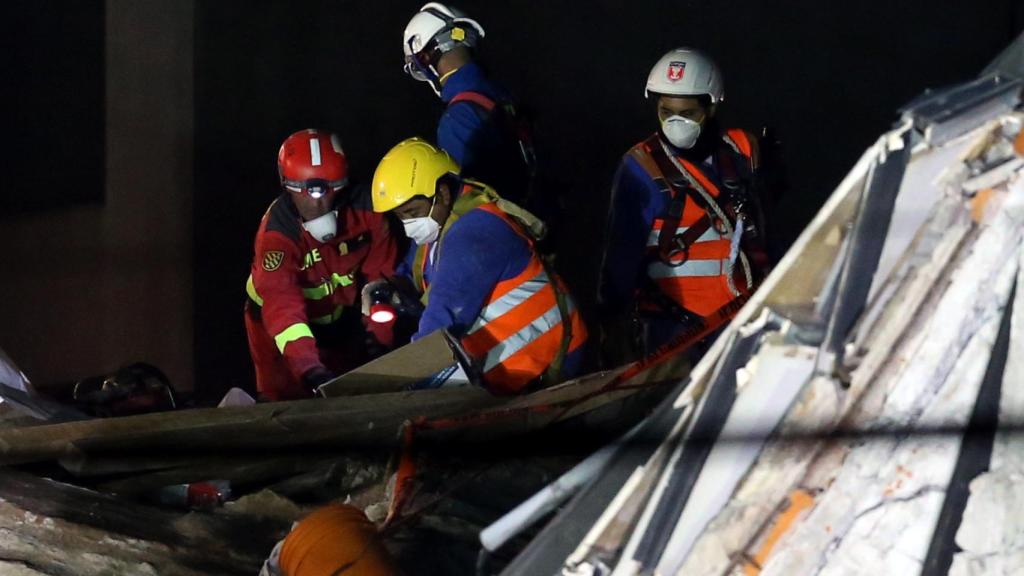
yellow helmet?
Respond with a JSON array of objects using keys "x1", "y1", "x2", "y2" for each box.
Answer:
[{"x1": 371, "y1": 137, "x2": 461, "y2": 213}]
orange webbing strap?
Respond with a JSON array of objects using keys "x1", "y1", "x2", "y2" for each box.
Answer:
[
  {"x1": 449, "y1": 90, "x2": 497, "y2": 112},
  {"x1": 377, "y1": 416, "x2": 498, "y2": 536},
  {"x1": 369, "y1": 297, "x2": 749, "y2": 539},
  {"x1": 279, "y1": 503, "x2": 399, "y2": 576},
  {"x1": 724, "y1": 128, "x2": 759, "y2": 170},
  {"x1": 382, "y1": 420, "x2": 419, "y2": 531}
]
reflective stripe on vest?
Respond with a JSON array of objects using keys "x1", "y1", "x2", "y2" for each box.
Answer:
[
  {"x1": 646, "y1": 224, "x2": 722, "y2": 247},
  {"x1": 646, "y1": 222, "x2": 728, "y2": 279},
  {"x1": 465, "y1": 268, "x2": 563, "y2": 374},
  {"x1": 632, "y1": 134, "x2": 755, "y2": 317},
  {"x1": 274, "y1": 322, "x2": 314, "y2": 354},
  {"x1": 455, "y1": 204, "x2": 586, "y2": 392},
  {"x1": 467, "y1": 270, "x2": 550, "y2": 331},
  {"x1": 648, "y1": 258, "x2": 730, "y2": 279}
]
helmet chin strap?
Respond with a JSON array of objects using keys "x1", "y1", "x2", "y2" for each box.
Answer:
[{"x1": 407, "y1": 39, "x2": 443, "y2": 97}]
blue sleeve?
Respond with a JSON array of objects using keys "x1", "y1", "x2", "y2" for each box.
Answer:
[
  {"x1": 414, "y1": 209, "x2": 530, "y2": 340},
  {"x1": 598, "y1": 155, "x2": 661, "y2": 314},
  {"x1": 437, "y1": 102, "x2": 485, "y2": 171}
]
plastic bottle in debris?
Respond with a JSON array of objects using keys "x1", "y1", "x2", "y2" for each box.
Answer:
[{"x1": 157, "y1": 479, "x2": 231, "y2": 510}]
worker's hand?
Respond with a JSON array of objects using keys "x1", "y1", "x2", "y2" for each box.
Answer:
[
  {"x1": 301, "y1": 366, "x2": 337, "y2": 389},
  {"x1": 360, "y1": 280, "x2": 390, "y2": 316}
]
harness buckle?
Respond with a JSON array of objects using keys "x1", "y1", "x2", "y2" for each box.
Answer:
[{"x1": 665, "y1": 235, "x2": 690, "y2": 266}]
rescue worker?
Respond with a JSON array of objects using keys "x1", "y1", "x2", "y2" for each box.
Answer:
[
  {"x1": 598, "y1": 48, "x2": 770, "y2": 362},
  {"x1": 370, "y1": 138, "x2": 587, "y2": 395},
  {"x1": 245, "y1": 129, "x2": 400, "y2": 401},
  {"x1": 402, "y1": 3, "x2": 536, "y2": 205}
]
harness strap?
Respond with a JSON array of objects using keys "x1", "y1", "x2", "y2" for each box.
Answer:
[
  {"x1": 541, "y1": 259, "x2": 573, "y2": 386},
  {"x1": 474, "y1": 202, "x2": 575, "y2": 387},
  {"x1": 450, "y1": 91, "x2": 538, "y2": 198},
  {"x1": 642, "y1": 136, "x2": 724, "y2": 264},
  {"x1": 449, "y1": 90, "x2": 497, "y2": 112}
]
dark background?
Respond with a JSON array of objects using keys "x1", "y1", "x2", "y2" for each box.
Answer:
[
  {"x1": 2, "y1": 1, "x2": 105, "y2": 213},
  {"x1": 5, "y1": 1, "x2": 1023, "y2": 398},
  {"x1": 193, "y1": 0, "x2": 1023, "y2": 398}
]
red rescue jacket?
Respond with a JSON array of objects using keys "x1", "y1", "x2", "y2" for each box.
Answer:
[{"x1": 246, "y1": 190, "x2": 399, "y2": 379}]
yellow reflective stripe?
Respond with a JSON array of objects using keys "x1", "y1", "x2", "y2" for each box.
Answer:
[
  {"x1": 250, "y1": 274, "x2": 354, "y2": 304},
  {"x1": 302, "y1": 273, "x2": 355, "y2": 301},
  {"x1": 309, "y1": 305, "x2": 345, "y2": 325},
  {"x1": 274, "y1": 323, "x2": 314, "y2": 354},
  {"x1": 246, "y1": 275, "x2": 264, "y2": 306}
]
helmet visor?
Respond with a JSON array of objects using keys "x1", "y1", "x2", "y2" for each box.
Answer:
[
  {"x1": 283, "y1": 178, "x2": 348, "y2": 199},
  {"x1": 403, "y1": 56, "x2": 430, "y2": 82},
  {"x1": 404, "y1": 33, "x2": 441, "y2": 83}
]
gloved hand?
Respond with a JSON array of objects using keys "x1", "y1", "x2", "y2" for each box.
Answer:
[
  {"x1": 360, "y1": 280, "x2": 400, "y2": 316},
  {"x1": 301, "y1": 366, "x2": 337, "y2": 389}
]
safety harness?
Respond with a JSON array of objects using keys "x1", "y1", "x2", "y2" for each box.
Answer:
[
  {"x1": 630, "y1": 132, "x2": 759, "y2": 324},
  {"x1": 449, "y1": 91, "x2": 538, "y2": 199}
]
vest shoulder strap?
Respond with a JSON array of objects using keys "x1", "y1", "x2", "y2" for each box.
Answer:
[
  {"x1": 449, "y1": 91, "x2": 497, "y2": 113},
  {"x1": 722, "y1": 129, "x2": 760, "y2": 172},
  {"x1": 628, "y1": 136, "x2": 668, "y2": 184},
  {"x1": 413, "y1": 182, "x2": 499, "y2": 296},
  {"x1": 634, "y1": 135, "x2": 732, "y2": 264}
]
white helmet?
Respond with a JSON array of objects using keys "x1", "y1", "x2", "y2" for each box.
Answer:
[
  {"x1": 645, "y1": 48, "x2": 724, "y2": 104},
  {"x1": 403, "y1": 3, "x2": 485, "y2": 89}
]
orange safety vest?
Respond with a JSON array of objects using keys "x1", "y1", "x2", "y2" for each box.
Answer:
[
  {"x1": 416, "y1": 186, "x2": 587, "y2": 394},
  {"x1": 630, "y1": 129, "x2": 759, "y2": 319}
]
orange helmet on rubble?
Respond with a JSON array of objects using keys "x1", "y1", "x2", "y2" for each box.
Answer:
[{"x1": 278, "y1": 503, "x2": 398, "y2": 575}]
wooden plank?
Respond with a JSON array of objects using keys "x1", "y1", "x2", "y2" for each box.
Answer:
[
  {"x1": 0, "y1": 355, "x2": 682, "y2": 467},
  {"x1": 95, "y1": 453, "x2": 344, "y2": 495},
  {"x1": 318, "y1": 329, "x2": 457, "y2": 397},
  {"x1": 59, "y1": 452, "x2": 219, "y2": 477},
  {"x1": 0, "y1": 386, "x2": 498, "y2": 466}
]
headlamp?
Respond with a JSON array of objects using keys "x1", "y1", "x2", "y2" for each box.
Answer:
[{"x1": 283, "y1": 177, "x2": 348, "y2": 198}]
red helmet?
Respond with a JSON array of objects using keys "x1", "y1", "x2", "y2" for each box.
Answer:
[{"x1": 277, "y1": 129, "x2": 349, "y2": 198}]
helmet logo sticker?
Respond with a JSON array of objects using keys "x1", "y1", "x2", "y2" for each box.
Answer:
[
  {"x1": 451, "y1": 27, "x2": 465, "y2": 42},
  {"x1": 262, "y1": 251, "x2": 285, "y2": 272},
  {"x1": 667, "y1": 61, "x2": 686, "y2": 82}
]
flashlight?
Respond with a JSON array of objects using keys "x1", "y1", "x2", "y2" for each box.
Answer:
[{"x1": 367, "y1": 284, "x2": 397, "y2": 324}]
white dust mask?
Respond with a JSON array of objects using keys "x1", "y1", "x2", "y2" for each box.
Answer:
[
  {"x1": 401, "y1": 197, "x2": 441, "y2": 245},
  {"x1": 302, "y1": 210, "x2": 338, "y2": 242},
  {"x1": 661, "y1": 115, "x2": 702, "y2": 149}
]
